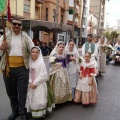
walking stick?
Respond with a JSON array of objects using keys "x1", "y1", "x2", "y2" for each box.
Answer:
[
  {"x1": 2, "y1": 15, "x2": 9, "y2": 77},
  {"x1": 2, "y1": 15, "x2": 6, "y2": 40},
  {"x1": 0, "y1": 0, "x2": 9, "y2": 76}
]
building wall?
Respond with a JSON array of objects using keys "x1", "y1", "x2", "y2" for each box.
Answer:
[
  {"x1": 30, "y1": 0, "x2": 35, "y2": 19},
  {"x1": 67, "y1": 0, "x2": 83, "y2": 27},
  {"x1": 90, "y1": 0, "x2": 100, "y2": 17},
  {"x1": 88, "y1": 13, "x2": 98, "y2": 36},
  {"x1": 42, "y1": 0, "x2": 68, "y2": 23},
  {"x1": 11, "y1": 0, "x2": 24, "y2": 16},
  {"x1": 10, "y1": 0, "x2": 42, "y2": 20},
  {"x1": 41, "y1": 0, "x2": 69, "y2": 43},
  {"x1": 90, "y1": 0, "x2": 106, "y2": 34},
  {"x1": 82, "y1": 0, "x2": 90, "y2": 38}
]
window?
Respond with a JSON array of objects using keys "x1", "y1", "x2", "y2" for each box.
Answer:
[
  {"x1": 82, "y1": 28, "x2": 85, "y2": 32},
  {"x1": 24, "y1": 4, "x2": 30, "y2": 12},
  {"x1": 69, "y1": 9, "x2": 73, "y2": 15},
  {"x1": 46, "y1": 8, "x2": 48, "y2": 21},
  {"x1": 35, "y1": 7, "x2": 39, "y2": 15},
  {"x1": 53, "y1": 9, "x2": 56, "y2": 22},
  {"x1": 61, "y1": 15, "x2": 64, "y2": 23}
]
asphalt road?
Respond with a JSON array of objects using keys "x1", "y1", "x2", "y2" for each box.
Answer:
[{"x1": 0, "y1": 61, "x2": 120, "y2": 120}]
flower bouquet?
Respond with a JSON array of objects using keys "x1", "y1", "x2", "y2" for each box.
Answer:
[
  {"x1": 105, "y1": 46, "x2": 113, "y2": 54},
  {"x1": 49, "y1": 56, "x2": 57, "y2": 64},
  {"x1": 106, "y1": 46, "x2": 113, "y2": 51},
  {"x1": 78, "y1": 56, "x2": 84, "y2": 63}
]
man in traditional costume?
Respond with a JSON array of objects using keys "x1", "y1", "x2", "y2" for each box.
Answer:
[
  {"x1": 82, "y1": 34, "x2": 98, "y2": 58},
  {"x1": 0, "y1": 17, "x2": 34, "y2": 120}
]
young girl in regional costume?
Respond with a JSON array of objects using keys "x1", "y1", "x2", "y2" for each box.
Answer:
[
  {"x1": 49, "y1": 41, "x2": 72, "y2": 104},
  {"x1": 26, "y1": 46, "x2": 54, "y2": 118},
  {"x1": 74, "y1": 52, "x2": 98, "y2": 105},
  {"x1": 65, "y1": 40, "x2": 80, "y2": 99}
]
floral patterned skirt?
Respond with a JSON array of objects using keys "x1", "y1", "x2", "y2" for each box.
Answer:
[{"x1": 49, "y1": 69, "x2": 72, "y2": 104}]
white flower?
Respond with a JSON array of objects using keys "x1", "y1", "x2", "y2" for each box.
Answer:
[
  {"x1": 109, "y1": 46, "x2": 114, "y2": 51},
  {"x1": 78, "y1": 56, "x2": 84, "y2": 63},
  {"x1": 49, "y1": 56, "x2": 57, "y2": 64}
]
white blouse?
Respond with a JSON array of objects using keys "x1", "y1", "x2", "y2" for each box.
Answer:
[{"x1": 0, "y1": 32, "x2": 34, "y2": 56}]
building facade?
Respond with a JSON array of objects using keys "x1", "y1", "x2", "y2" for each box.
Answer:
[
  {"x1": 82, "y1": 0, "x2": 90, "y2": 39},
  {"x1": 67, "y1": 0, "x2": 83, "y2": 45},
  {"x1": 41, "y1": 0, "x2": 70, "y2": 43},
  {"x1": 90, "y1": 0, "x2": 106, "y2": 36},
  {"x1": 10, "y1": 0, "x2": 44, "y2": 19},
  {"x1": 88, "y1": 10, "x2": 98, "y2": 36},
  {"x1": 42, "y1": 0, "x2": 68, "y2": 24}
]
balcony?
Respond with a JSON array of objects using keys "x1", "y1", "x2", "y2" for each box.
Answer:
[
  {"x1": 36, "y1": 0, "x2": 45, "y2": 4},
  {"x1": 67, "y1": 20, "x2": 78, "y2": 26}
]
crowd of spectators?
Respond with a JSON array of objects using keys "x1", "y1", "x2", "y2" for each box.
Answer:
[{"x1": 32, "y1": 37, "x2": 55, "y2": 56}]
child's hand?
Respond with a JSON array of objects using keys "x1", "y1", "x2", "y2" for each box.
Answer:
[
  {"x1": 29, "y1": 83, "x2": 36, "y2": 89},
  {"x1": 70, "y1": 56, "x2": 76, "y2": 61},
  {"x1": 79, "y1": 74, "x2": 83, "y2": 79}
]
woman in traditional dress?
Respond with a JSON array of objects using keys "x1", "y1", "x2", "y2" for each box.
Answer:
[
  {"x1": 49, "y1": 41, "x2": 72, "y2": 104},
  {"x1": 74, "y1": 52, "x2": 98, "y2": 105},
  {"x1": 97, "y1": 37, "x2": 107, "y2": 74},
  {"x1": 65, "y1": 40, "x2": 80, "y2": 99},
  {"x1": 26, "y1": 46, "x2": 54, "y2": 119}
]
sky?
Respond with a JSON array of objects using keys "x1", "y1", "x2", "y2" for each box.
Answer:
[{"x1": 105, "y1": 0, "x2": 120, "y2": 28}]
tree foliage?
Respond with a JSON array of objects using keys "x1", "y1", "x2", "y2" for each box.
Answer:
[{"x1": 103, "y1": 31, "x2": 119, "y2": 43}]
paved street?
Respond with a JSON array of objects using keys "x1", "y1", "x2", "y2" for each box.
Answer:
[{"x1": 0, "y1": 61, "x2": 120, "y2": 120}]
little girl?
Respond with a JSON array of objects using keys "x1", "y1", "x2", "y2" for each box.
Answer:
[
  {"x1": 26, "y1": 46, "x2": 54, "y2": 118},
  {"x1": 49, "y1": 41, "x2": 72, "y2": 104},
  {"x1": 74, "y1": 52, "x2": 98, "y2": 105},
  {"x1": 65, "y1": 40, "x2": 80, "y2": 99}
]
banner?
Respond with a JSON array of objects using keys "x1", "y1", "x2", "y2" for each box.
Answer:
[
  {"x1": 6, "y1": 0, "x2": 11, "y2": 30},
  {"x1": 0, "y1": 0, "x2": 8, "y2": 16}
]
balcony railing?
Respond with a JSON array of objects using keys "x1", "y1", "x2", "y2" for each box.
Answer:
[{"x1": 36, "y1": 0, "x2": 45, "y2": 4}]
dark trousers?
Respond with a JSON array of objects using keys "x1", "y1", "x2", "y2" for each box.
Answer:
[{"x1": 3, "y1": 66, "x2": 29, "y2": 116}]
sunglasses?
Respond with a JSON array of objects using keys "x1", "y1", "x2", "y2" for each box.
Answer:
[{"x1": 12, "y1": 23, "x2": 22, "y2": 26}]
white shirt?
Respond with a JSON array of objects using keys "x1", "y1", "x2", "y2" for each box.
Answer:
[
  {"x1": 82, "y1": 42, "x2": 98, "y2": 57},
  {"x1": 0, "y1": 32, "x2": 34, "y2": 56}
]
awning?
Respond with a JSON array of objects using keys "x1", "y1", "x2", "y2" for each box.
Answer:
[
  {"x1": 0, "y1": 19, "x2": 72, "y2": 33},
  {"x1": 22, "y1": 20, "x2": 72, "y2": 33}
]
